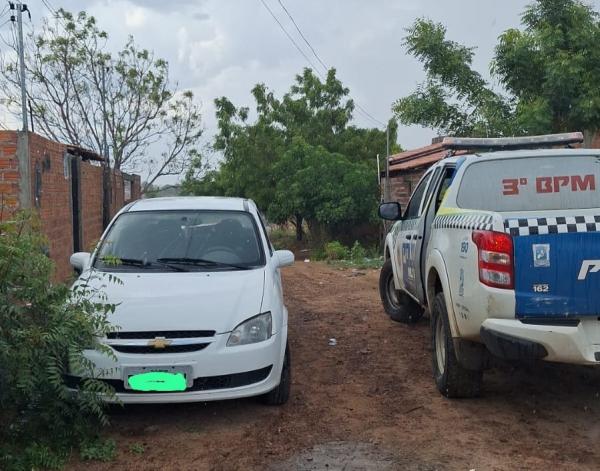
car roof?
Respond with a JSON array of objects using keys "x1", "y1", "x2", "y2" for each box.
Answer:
[
  {"x1": 462, "y1": 148, "x2": 600, "y2": 162},
  {"x1": 125, "y1": 196, "x2": 252, "y2": 212}
]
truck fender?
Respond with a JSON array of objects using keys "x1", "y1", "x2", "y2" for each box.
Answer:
[
  {"x1": 384, "y1": 231, "x2": 402, "y2": 288},
  {"x1": 425, "y1": 249, "x2": 460, "y2": 338}
]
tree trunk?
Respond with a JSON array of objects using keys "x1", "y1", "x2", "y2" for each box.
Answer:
[
  {"x1": 294, "y1": 214, "x2": 303, "y2": 241},
  {"x1": 102, "y1": 163, "x2": 112, "y2": 229}
]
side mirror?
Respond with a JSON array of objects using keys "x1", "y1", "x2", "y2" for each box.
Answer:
[
  {"x1": 273, "y1": 250, "x2": 294, "y2": 268},
  {"x1": 378, "y1": 202, "x2": 402, "y2": 221},
  {"x1": 70, "y1": 252, "x2": 91, "y2": 275}
]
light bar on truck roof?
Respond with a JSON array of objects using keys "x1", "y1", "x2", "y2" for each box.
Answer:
[{"x1": 442, "y1": 132, "x2": 584, "y2": 151}]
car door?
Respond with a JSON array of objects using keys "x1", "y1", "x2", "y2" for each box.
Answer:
[{"x1": 394, "y1": 169, "x2": 436, "y2": 301}]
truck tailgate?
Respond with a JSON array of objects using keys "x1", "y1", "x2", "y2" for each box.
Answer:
[{"x1": 513, "y1": 229, "x2": 600, "y2": 318}]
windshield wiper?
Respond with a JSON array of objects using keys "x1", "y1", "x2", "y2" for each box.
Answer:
[
  {"x1": 156, "y1": 257, "x2": 252, "y2": 270},
  {"x1": 100, "y1": 257, "x2": 189, "y2": 272}
]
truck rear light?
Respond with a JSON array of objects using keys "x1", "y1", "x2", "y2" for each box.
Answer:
[{"x1": 472, "y1": 230, "x2": 514, "y2": 289}]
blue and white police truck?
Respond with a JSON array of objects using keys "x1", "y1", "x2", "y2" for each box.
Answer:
[{"x1": 378, "y1": 133, "x2": 600, "y2": 398}]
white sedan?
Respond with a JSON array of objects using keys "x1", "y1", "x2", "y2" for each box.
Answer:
[{"x1": 68, "y1": 196, "x2": 294, "y2": 404}]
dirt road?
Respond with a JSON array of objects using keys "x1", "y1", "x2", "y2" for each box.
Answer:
[{"x1": 70, "y1": 262, "x2": 600, "y2": 470}]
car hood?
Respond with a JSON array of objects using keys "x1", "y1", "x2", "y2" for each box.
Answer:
[{"x1": 81, "y1": 268, "x2": 266, "y2": 334}]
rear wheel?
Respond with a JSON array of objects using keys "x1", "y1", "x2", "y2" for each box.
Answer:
[
  {"x1": 379, "y1": 259, "x2": 423, "y2": 323},
  {"x1": 431, "y1": 292, "x2": 482, "y2": 398},
  {"x1": 261, "y1": 342, "x2": 290, "y2": 406}
]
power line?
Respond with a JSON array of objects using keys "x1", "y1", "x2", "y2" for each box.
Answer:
[
  {"x1": 258, "y1": 0, "x2": 324, "y2": 79},
  {"x1": 276, "y1": 0, "x2": 327, "y2": 73},
  {"x1": 272, "y1": 0, "x2": 386, "y2": 128},
  {"x1": 40, "y1": 0, "x2": 56, "y2": 16}
]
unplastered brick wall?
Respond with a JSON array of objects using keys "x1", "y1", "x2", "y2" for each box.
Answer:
[
  {"x1": 0, "y1": 131, "x2": 141, "y2": 282},
  {"x1": 79, "y1": 159, "x2": 104, "y2": 253},
  {"x1": 28, "y1": 133, "x2": 74, "y2": 281},
  {"x1": 0, "y1": 132, "x2": 19, "y2": 216},
  {"x1": 388, "y1": 168, "x2": 427, "y2": 208}
]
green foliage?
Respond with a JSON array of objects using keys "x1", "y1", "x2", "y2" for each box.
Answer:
[
  {"x1": 320, "y1": 240, "x2": 383, "y2": 269},
  {"x1": 394, "y1": 0, "x2": 600, "y2": 137},
  {"x1": 128, "y1": 442, "x2": 146, "y2": 455},
  {"x1": 323, "y1": 241, "x2": 349, "y2": 261},
  {"x1": 350, "y1": 241, "x2": 367, "y2": 262},
  {"x1": 493, "y1": 0, "x2": 600, "y2": 134},
  {"x1": 0, "y1": 212, "x2": 117, "y2": 470},
  {"x1": 80, "y1": 438, "x2": 117, "y2": 462},
  {"x1": 183, "y1": 68, "x2": 392, "y2": 242}
]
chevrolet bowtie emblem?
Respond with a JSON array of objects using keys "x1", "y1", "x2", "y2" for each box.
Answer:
[{"x1": 147, "y1": 337, "x2": 172, "y2": 349}]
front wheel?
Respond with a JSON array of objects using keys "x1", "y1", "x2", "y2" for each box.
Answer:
[
  {"x1": 261, "y1": 342, "x2": 290, "y2": 406},
  {"x1": 431, "y1": 292, "x2": 482, "y2": 398},
  {"x1": 379, "y1": 259, "x2": 423, "y2": 323}
]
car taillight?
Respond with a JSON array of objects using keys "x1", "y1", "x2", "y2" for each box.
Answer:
[{"x1": 471, "y1": 230, "x2": 514, "y2": 289}]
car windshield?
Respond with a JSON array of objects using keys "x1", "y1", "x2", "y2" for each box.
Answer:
[{"x1": 94, "y1": 210, "x2": 265, "y2": 271}]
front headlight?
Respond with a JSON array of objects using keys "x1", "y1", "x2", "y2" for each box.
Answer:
[{"x1": 227, "y1": 312, "x2": 272, "y2": 347}]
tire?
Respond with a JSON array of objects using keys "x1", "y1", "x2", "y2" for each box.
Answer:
[
  {"x1": 261, "y1": 342, "x2": 290, "y2": 406},
  {"x1": 379, "y1": 259, "x2": 423, "y2": 323},
  {"x1": 431, "y1": 292, "x2": 482, "y2": 398}
]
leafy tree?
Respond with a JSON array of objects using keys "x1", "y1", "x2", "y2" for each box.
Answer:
[
  {"x1": 269, "y1": 139, "x2": 378, "y2": 241},
  {"x1": 184, "y1": 68, "x2": 394, "y2": 241},
  {"x1": 394, "y1": 0, "x2": 600, "y2": 140},
  {"x1": 493, "y1": 0, "x2": 600, "y2": 139},
  {"x1": 0, "y1": 9, "x2": 203, "y2": 192},
  {"x1": 0, "y1": 211, "x2": 117, "y2": 469}
]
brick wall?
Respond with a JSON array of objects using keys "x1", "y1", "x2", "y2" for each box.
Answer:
[
  {"x1": 29, "y1": 133, "x2": 74, "y2": 281},
  {"x1": 388, "y1": 167, "x2": 428, "y2": 209},
  {"x1": 80, "y1": 160, "x2": 104, "y2": 252},
  {"x1": 0, "y1": 131, "x2": 141, "y2": 281},
  {"x1": 0, "y1": 132, "x2": 19, "y2": 216}
]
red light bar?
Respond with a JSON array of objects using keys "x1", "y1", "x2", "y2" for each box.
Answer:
[{"x1": 442, "y1": 132, "x2": 583, "y2": 151}]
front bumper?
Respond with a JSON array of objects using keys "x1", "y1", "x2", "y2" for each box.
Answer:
[
  {"x1": 68, "y1": 331, "x2": 286, "y2": 403},
  {"x1": 481, "y1": 318, "x2": 600, "y2": 365}
]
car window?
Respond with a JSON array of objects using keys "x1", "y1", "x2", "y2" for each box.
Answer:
[
  {"x1": 421, "y1": 167, "x2": 441, "y2": 214},
  {"x1": 435, "y1": 167, "x2": 456, "y2": 213},
  {"x1": 457, "y1": 156, "x2": 600, "y2": 212},
  {"x1": 94, "y1": 210, "x2": 265, "y2": 271},
  {"x1": 404, "y1": 172, "x2": 433, "y2": 219}
]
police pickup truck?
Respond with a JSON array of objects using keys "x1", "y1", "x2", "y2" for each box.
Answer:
[{"x1": 378, "y1": 133, "x2": 600, "y2": 398}]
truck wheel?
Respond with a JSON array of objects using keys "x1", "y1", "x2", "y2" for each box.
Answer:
[
  {"x1": 261, "y1": 342, "x2": 290, "y2": 406},
  {"x1": 379, "y1": 259, "x2": 423, "y2": 323},
  {"x1": 431, "y1": 292, "x2": 482, "y2": 398}
]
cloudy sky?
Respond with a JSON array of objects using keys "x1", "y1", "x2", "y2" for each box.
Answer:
[{"x1": 5, "y1": 0, "x2": 600, "y2": 182}]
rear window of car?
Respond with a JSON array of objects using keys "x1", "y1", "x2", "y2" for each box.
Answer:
[{"x1": 457, "y1": 155, "x2": 600, "y2": 212}]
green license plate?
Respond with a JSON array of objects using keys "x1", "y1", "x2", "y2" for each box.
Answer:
[{"x1": 127, "y1": 371, "x2": 187, "y2": 392}]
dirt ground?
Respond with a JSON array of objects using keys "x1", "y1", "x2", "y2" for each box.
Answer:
[{"x1": 69, "y1": 262, "x2": 600, "y2": 470}]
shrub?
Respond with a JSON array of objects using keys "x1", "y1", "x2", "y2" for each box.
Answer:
[
  {"x1": 0, "y1": 212, "x2": 117, "y2": 470},
  {"x1": 350, "y1": 241, "x2": 367, "y2": 262},
  {"x1": 324, "y1": 241, "x2": 349, "y2": 260}
]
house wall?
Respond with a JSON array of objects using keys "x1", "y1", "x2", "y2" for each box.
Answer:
[
  {"x1": 0, "y1": 132, "x2": 19, "y2": 215},
  {"x1": 387, "y1": 167, "x2": 428, "y2": 209},
  {"x1": 0, "y1": 131, "x2": 141, "y2": 281}
]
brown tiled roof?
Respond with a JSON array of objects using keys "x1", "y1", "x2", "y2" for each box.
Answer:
[{"x1": 387, "y1": 142, "x2": 468, "y2": 173}]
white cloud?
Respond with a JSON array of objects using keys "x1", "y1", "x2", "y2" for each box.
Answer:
[{"x1": 124, "y1": 6, "x2": 147, "y2": 29}]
